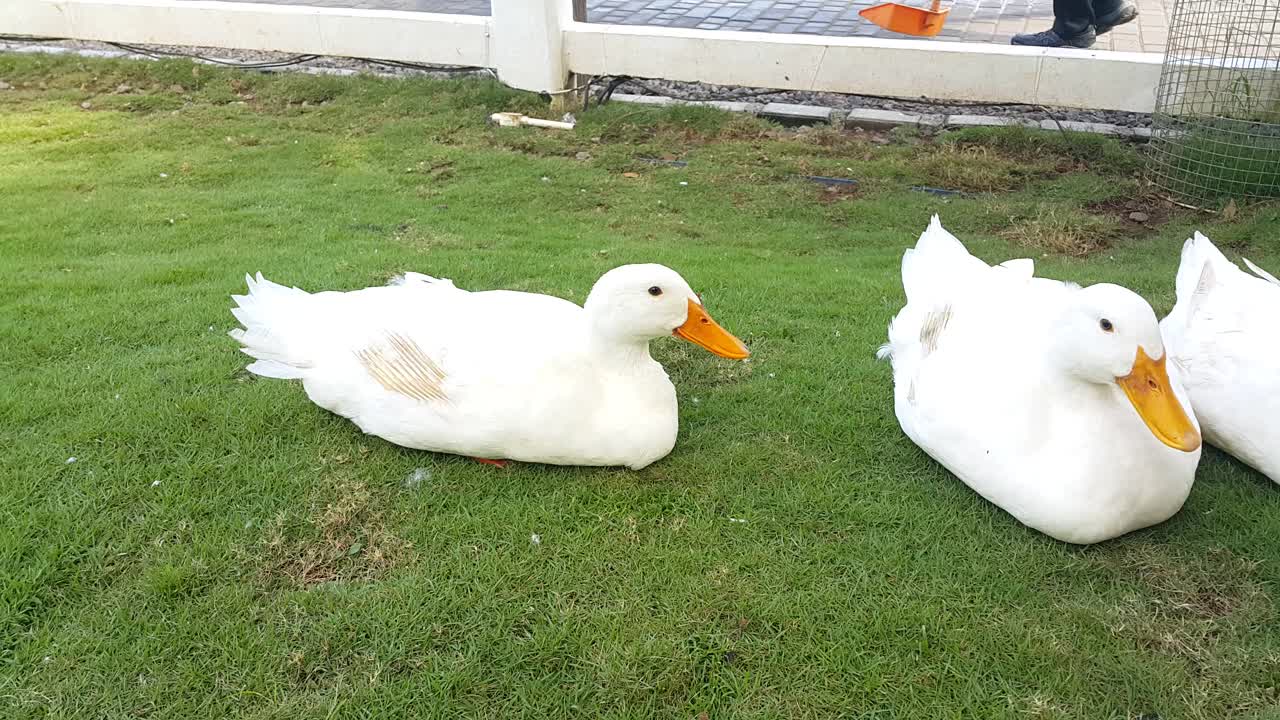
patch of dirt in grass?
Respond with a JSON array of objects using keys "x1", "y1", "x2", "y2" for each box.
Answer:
[
  {"x1": 1000, "y1": 205, "x2": 1123, "y2": 257},
  {"x1": 385, "y1": 221, "x2": 465, "y2": 250},
  {"x1": 813, "y1": 182, "x2": 861, "y2": 203},
  {"x1": 403, "y1": 159, "x2": 455, "y2": 182},
  {"x1": 771, "y1": 126, "x2": 883, "y2": 158},
  {"x1": 945, "y1": 126, "x2": 1143, "y2": 177},
  {"x1": 254, "y1": 479, "x2": 412, "y2": 587},
  {"x1": 498, "y1": 107, "x2": 774, "y2": 160},
  {"x1": 913, "y1": 143, "x2": 1052, "y2": 193},
  {"x1": 1107, "y1": 546, "x2": 1265, "y2": 624},
  {"x1": 1097, "y1": 546, "x2": 1274, "y2": 689},
  {"x1": 253, "y1": 73, "x2": 348, "y2": 108},
  {"x1": 1051, "y1": 545, "x2": 1278, "y2": 715},
  {"x1": 1085, "y1": 194, "x2": 1181, "y2": 235},
  {"x1": 491, "y1": 133, "x2": 586, "y2": 159}
]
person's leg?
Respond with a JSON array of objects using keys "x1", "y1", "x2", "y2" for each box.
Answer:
[
  {"x1": 1012, "y1": 0, "x2": 1097, "y2": 47},
  {"x1": 1094, "y1": 0, "x2": 1139, "y2": 34},
  {"x1": 1051, "y1": 0, "x2": 1094, "y2": 38}
]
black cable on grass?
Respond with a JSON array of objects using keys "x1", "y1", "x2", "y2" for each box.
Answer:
[
  {"x1": 362, "y1": 58, "x2": 488, "y2": 74},
  {"x1": 105, "y1": 41, "x2": 320, "y2": 69},
  {"x1": 593, "y1": 76, "x2": 631, "y2": 108},
  {"x1": 0, "y1": 34, "x2": 65, "y2": 42},
  {"x1": 625, "y1": 79, "x2": 779, "y2": 103}
]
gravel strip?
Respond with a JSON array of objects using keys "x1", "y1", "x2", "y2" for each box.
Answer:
[{"x1": 0, "y1": 38, "x2": 491, "y2": 78}]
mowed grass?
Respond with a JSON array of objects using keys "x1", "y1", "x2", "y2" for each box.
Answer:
[{"x1": 3, "y1": 53, "x2": 1280, "y2": 719}]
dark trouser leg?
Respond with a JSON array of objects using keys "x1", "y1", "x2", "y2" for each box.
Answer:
[
  {"x1": 1052, "y1": 0, "x2": 1094, "y2": 37},
  {"x1": 1092, "y1": 0, "x2": 1135, "y2": 31},
  {"x1": 1092, "y1": 0, "x2": 1125, "y2": 15}
]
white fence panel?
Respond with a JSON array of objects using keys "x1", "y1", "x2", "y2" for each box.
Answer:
[
  {"x1": 2, "y1": 0, "x2": 1161, "y2": 112},
  {"x1": 564, "y1": 23, "x2": 1161, "y2": 113},
  {"x1": 5, "y1": 0, "x2": 491, "y2": 67}
]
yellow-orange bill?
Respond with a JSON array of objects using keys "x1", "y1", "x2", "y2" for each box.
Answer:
[
  {"x1": 1116, "y1": 347, "x2": 1201, "y2": 452},
  {"x1": 673, "y1": 299, "x2": 750, "y2": 360}
]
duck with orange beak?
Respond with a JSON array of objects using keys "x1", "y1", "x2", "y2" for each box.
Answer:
[
  {"x1": 879, "y1": 217, "x2": 1201, "y2": 544},
  {"x1": 230, "y1": 264, "x2": 748, "y2": 470}
]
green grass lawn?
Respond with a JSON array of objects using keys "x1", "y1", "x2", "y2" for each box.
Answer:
[{"x1": 4, "y1": 53, "x2": 1280, "y2": 719}]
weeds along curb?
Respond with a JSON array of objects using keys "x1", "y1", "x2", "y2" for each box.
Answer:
[{"x1": 1, "y1": 41, "x2": 1150, "y2": 141}]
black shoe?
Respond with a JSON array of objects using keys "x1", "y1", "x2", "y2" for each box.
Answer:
[
  {"x1": 1096, "y1": 2, "x2": 1138, "y2": 34},
  {"x1": 1010, "y1": 27, "x2": 1096, "y2": 48}
]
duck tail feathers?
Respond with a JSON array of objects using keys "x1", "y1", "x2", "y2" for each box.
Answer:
[
  {"x1": 229, "y1": 273, "x2": 316, "y2": 380},
  {"x1": 1175, "y1": 232, "x2": 1232, "y2": 301},
  {"x1": 901, "y1": 215, "x2": 982, "y2": 304}
]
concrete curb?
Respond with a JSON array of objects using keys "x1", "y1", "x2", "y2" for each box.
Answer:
[{"x1": 611, "y1": 92, "x2": 1151, "y2": 140}]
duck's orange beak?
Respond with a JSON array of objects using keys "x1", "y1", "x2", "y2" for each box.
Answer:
[
  {"x1": 1116, "y1": 347, "x2": 1201, "y2": 452},
  {"x1": 673, "y1": 299, "x2": 750, "y2": 359}
]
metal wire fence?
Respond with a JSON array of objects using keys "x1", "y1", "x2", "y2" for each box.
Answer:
[{"x1": 1148, "y1": 0, "x2": 1280, "y2": 205}]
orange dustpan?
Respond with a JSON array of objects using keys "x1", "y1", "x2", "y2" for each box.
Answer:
[{"x1": 859, "y1": 0, "x2": 949, "y2": 37}]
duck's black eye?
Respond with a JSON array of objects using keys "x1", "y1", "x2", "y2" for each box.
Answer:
[
  {"x1": 648, "y1": 286, "x2": 662, "y2": 297},
  {"x1": 1100, "y1": 318, "x2": 1114, "y2": 332}
]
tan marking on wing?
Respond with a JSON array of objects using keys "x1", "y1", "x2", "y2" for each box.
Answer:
[
  {"x1": 1186, "y1": 261, "x2": 1216, "y2": 330},
  {"x1": 919, "y1": 305, "x2": 953, "y2": 356},
  {"x1": 356, "y1": 333, "x2": 449, "y2": 404}
]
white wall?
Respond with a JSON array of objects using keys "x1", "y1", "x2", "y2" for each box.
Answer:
[
  {"x1": 564, "y1": 23, "x2": 1162, "y2": 113},
  {"x1": 5, "y1": 0, "x2": 491, "y2": 67}
]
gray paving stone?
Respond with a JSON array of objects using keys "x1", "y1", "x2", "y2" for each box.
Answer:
[
  {"x1": 760, "y1": 102, "x2": 834, "y2": 123},
  {"x1": 611, "y1": 93, "x2": 679, "y2": 106},
  {"x1": 843, "y1": 108, "x2": 923, "y2": 129},
  {"x1": 947, "y1": 114, "x2": 1040, "y2": 129},
  {"x1": 1039, "y1": 119, "x2": 1127, "y2": 135},
  {"x1": 693, "y1": 99, "x2": 764, "y2": 113}
]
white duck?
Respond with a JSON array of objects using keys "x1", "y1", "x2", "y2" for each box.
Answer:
[
  {"x1": 879, "y1": 216, "x2": 1202, "y2": 544},
  {"x1": 1161, "y1": 232, "x2": 1280, "y2": 484},
  {"x1": 230, "y1": 264, "x2": 749, "y2": 469}
]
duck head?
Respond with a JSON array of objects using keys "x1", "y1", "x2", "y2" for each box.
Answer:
[
  {"x1": 584, "y1": 264, "x2": 750, "y2": 359},
  {"x1": 1052, "y1": 283, "x2": 1200, "y2": 452}
]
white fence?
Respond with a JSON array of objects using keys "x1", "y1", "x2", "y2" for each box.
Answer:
[{"x1": 5, "y1": 0, "x2": 1162, "y2": 112}]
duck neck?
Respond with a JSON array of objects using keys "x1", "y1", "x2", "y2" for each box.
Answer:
[
  {"x1": 584, "y1": 312, "x2": 657, "y2": 369},
  {"x1": 590, "y1": 337, "x2": 656, "y2": 368}
]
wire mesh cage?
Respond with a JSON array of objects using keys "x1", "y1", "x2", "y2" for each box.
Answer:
[{"x1": 1148, "y1": 0, "x2": 1280, "y2": 205}]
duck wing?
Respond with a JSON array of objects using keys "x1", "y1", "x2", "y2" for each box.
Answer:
[
  {"x1": 230, "y1": 271, "x2": 584, "y2": 431},
  {"x1": 1161, "y1": 233, "x2": 1280, "y2": 480}
]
